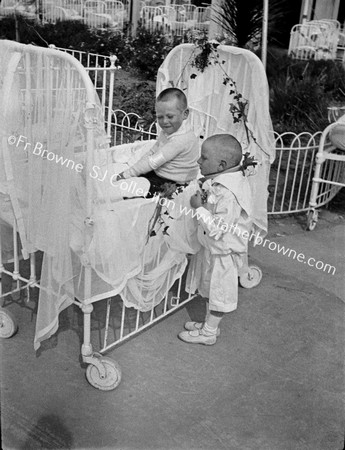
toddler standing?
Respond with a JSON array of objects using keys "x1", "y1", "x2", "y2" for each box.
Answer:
[{"x1": 179, "y1": 134, "x2": 253, "y2": 345}]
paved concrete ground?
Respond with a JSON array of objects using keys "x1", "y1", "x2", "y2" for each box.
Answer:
[{"x1": 1, "y1": 208, "x2": 344, "y2": 450}]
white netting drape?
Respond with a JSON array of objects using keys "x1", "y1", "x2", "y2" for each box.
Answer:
[
  {"x1": 0, "y1": 40, "x2": 189, "y2": 350},
  {"x1": 0, "y1": 40, "x2": 109, "y2": 349}
]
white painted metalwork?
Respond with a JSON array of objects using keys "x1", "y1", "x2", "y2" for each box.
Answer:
[
  {"x1": 140, "y1": 4, "x2": 210, "y2": 36},
  {"x1": 269, "y1": 132, "x2": 320, "y2": 215},
  {"x1": 0, "y1": 0, "x2": 36, "y2": 18},
  {"x1": 49, "y1": 46, "x2": 120, "y2": 129},
  {"x1": 83, "y1": 0, "x2": 119, "y2": 29},
  {"x1": 288, "y1": 21, "x2": 340, "y2": 61},
  {"x1": 1, "y1": 0, "x2": 129, "y2": 32},
  {"x1": 307, "y1": 122, "x2": 345, "y2": 230},
  {"x1": 0, "y1": 0, "x2": 209, "y2": 36},
  {"x1": 98, "y1": 242, "x2": 191, "y2": 355},
  {"x1": 269, "y1": 130, "x2": 344, "y2": 217}
]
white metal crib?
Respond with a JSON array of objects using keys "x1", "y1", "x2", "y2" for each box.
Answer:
[
  {"x1": 0, "y1": 40, "x2": 274, "y2": 390},
  {"x1": 307, "y1": 117, "x2": 345, "y2": 230}
]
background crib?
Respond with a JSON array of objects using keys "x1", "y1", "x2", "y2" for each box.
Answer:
[{"x1": 307, "y1": 119, "x2": 345, "y2": 230}]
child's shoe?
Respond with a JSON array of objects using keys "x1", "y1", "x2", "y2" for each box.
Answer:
[
  {"x1": 178, "y1": 327, "x2": 217, "y2": 345},
  {"x1": 184, "y1": 321, "x2": 220, "y2": 336}
]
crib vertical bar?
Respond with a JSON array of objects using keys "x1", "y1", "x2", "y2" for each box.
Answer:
[
  {"x1": 303, "y1": 147, "x2": 317, "y2": 209},
  {"x1": 175, "y1": 273, "x2": 182, "y2": 304},
  {"x1": 163, "y1": 268, "x2": 171, "y2": 314},
  {"x1": 280, "y1": 149, "x2": 293, "y2": 212},
  {"x1": 112, "y1": 110, "x2": 117, "y2": 146},
  {"x1": 46, "y1": 54, "x2": 52, "y2": 146},
  {"x1": 134, "y1": 308, "x2": 140, "y2": 331},
  {"x1": 333, "y1": 156, "x2": 342, "y2": 184},
  {"x1": 271, "y1": 148, "x2": 283, "y2": 212},
  {"x1": 29, "y1": 253, "x2": 36, "y2": 284},
  {"x1": 93, "y1": 66, "x2": 99, "y2": 106},
  {"x1": 25, "y1": 52, "x2": 32, "y2": 146},
  {"x1": 149, "y1": 293, "x2": 156, "y2": 322},
  {"x1": 106, "y1": 56, "x2": 116, "y2": 137},
  {"x1": 101, "y1": 61, "x2": 107, "y2": 115},
  {"x1": 287, "y1": 149, "x2": 299, "y2": 211},
  {"x1": 12, "y1": 220, "x2": 19, "y2": 289},
  {"x1": 119, "y1": 301, "x2": 126, "y2": 339},
  {"x1": 295, "y1": 148, "x2": 309, "y2": 209},
  {"x1": 103, "y1": 297, "x2": 112, "y2": 349}
]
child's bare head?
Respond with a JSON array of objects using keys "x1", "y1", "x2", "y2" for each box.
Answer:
[
  {"x1": 156, "y1": 88, "x2": 189, "y2": 135},
  {"x1": 156, "y1": 88, "x2": 188, "y2": 111},
  {"x1": 198, "y1": 134, "x2": 242, "y2": 176}
]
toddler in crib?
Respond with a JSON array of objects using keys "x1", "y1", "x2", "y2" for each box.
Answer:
[
  {"x1": 117, "y1": 88, "x2": 200, "y2": 196},
  {"x1": 179, "y1": 134, "x2": 253, "y2": 345}
]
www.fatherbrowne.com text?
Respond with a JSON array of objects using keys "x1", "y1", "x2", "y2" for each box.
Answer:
[{"x1": 151, "y1": 192, "x2": 337, "y2": 276}]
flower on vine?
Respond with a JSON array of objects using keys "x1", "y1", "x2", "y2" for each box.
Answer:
[{"x1": 146, "y1": 183, "x2": 187, "y2": 242}]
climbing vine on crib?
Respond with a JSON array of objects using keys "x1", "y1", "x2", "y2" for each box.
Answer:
[
  {"x1": 176, "y1": 32, "x2": 263, "y2": 150},
  {"x1": 146, "y1": 182, "x2": 186, "y2": 242},
  {"x1": 146, "y1": 35, "x2": 264, "y2": 242}
]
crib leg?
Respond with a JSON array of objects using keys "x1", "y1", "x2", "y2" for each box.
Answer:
[
  {"x1": 81, "y1": 303, "x2": 94, "y2": 358},
  {"x1": 29, "y1": 253, "x2": 36, "y2": 285},
  {"x1": 80, "y1": 303, "x2": 122, "y2": 391},
  {"x1": 306, "y1": 208, "x2": 318, "y2": 231}
]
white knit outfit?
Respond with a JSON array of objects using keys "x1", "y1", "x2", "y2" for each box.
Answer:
[{"x1": 122, "y1": 121, "x2": 200, "y2": 183}]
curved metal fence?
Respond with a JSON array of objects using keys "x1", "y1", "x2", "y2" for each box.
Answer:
[{"x1": 269, "y1": 131, "x2": 344, "y2": 214}]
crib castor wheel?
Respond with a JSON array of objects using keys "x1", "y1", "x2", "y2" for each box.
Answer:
[
  {"x1": 307, "y1": 210, "x2": 318, "y2": 231},
  {"x1": 307, "y1": 220, "x2": 317, "y2": 231},
  {"x1": 86, "y1": 357, "x2": 122, "y2": 391},
  {"x1": 0, "y1": 308, "x2": 18, "y2": 338},
  {"x1": 239, "y1": 265, "x2": 262, "y2": 289}
]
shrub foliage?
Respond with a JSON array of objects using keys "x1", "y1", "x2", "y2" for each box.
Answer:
[
  {"x1": 1, "y1": 17, "x2": 345, "y2": 134},
  {"x1": 266, "y1": 48, "x2": 345, "y2": 134}
]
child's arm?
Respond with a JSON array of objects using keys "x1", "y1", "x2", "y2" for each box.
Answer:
[
  {"x1": 191, "y1": 188, "x2": 242, "y2": 242},
  {"x1": 119, "y1": 139, "x2": 185, "y2": 179}
]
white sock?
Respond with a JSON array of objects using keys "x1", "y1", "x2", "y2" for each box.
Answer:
[
  {"x1": 205, "y1": 303, "x2": 211, "y2": 324},
  {"x1": 205, "y1": 312, "x2": 223, "y2": 330},
  {"x1": 202, "y1": 322, "x2": 218, "y2": 335}
]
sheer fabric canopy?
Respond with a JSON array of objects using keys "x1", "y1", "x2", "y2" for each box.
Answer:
[{"x1": 157, "y1": 43, "x2": 275, "y2": 235}]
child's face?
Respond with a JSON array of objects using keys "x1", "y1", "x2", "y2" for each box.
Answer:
[
  {"x1": 197, "y1": 140, "x2": 223, "y2": 176},
  {"x1": 156, "y1": 98, "x2": 188, "y2": 136}
]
